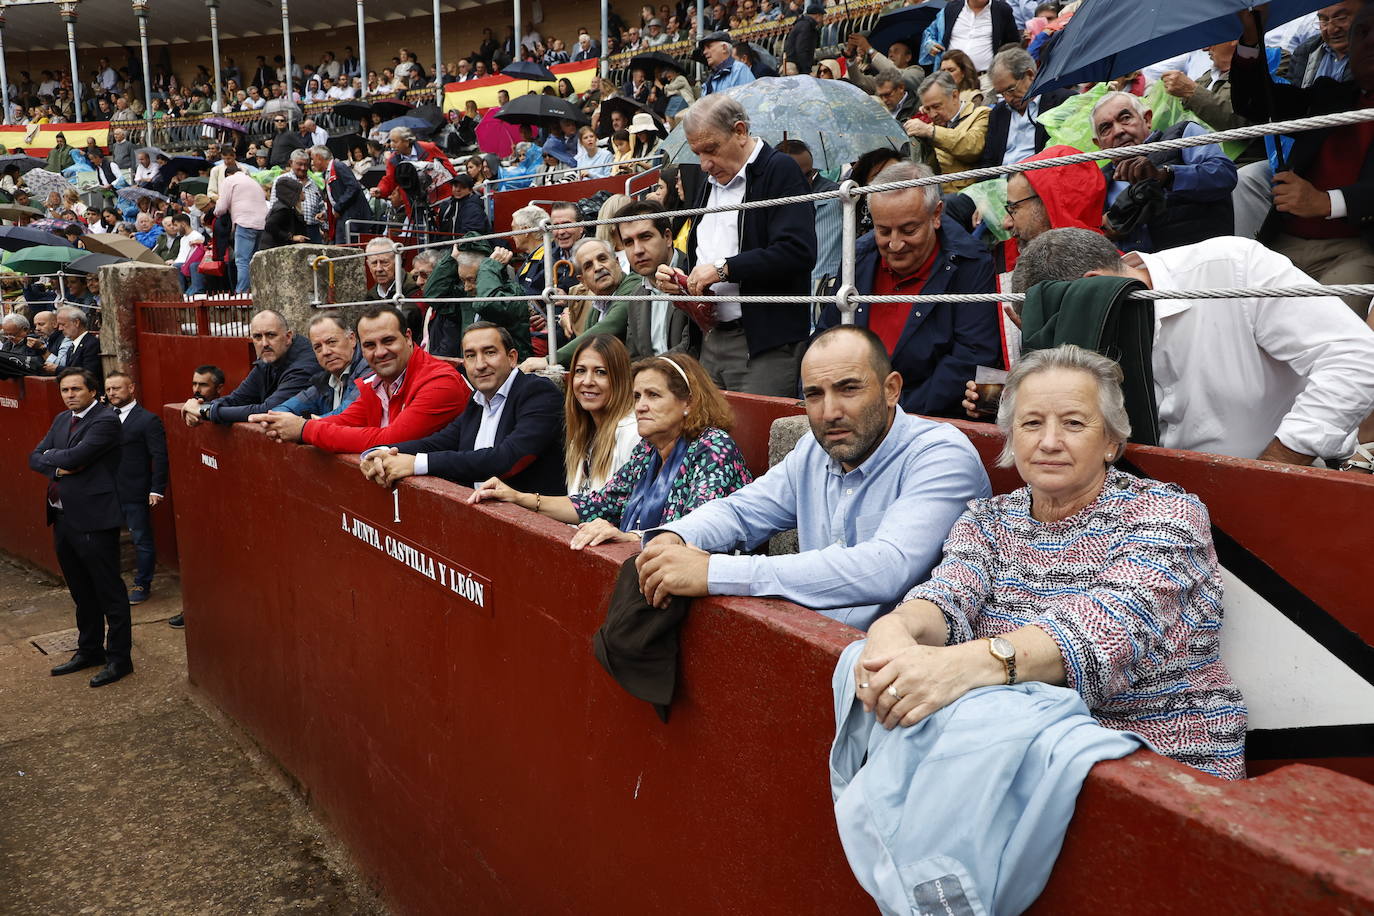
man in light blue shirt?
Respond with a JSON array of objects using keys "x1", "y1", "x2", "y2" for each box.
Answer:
[
  {"x1": 699, "y1": 31, "x2": 756, "y2": 96},
  {"x1": 637, "y1": 326, "x2": 990, "y2": 631}
]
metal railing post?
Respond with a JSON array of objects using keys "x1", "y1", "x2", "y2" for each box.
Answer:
[
  {"x1": 281, "y1": 0, "x2": 295, "y2": 104},
  {"x1": 836, "y1": 179, "x2": 858, "y2": 325},
  {"x1": 207, "y1": 0, "x2": 223, "y2": 114},
  {"x1": 0, "y1": 10, "x2": 10, "y2": 125},
  {"x1": 356, "y1": 0, "x2": 367, "y2": 94},
  {"x1": 392, "y1": 241, "x2": 404, "y2": 303},
  {"x1": 540, "y1": 219, "x2": 558, "y2": 366},
  {"x1": 431, "y1": 0, "x2": 444, "y2": 107}
]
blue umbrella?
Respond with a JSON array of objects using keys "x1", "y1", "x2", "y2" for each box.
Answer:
[
  {"x1": 501, "y1": 60, "x2": 557, "y2": 82},
  {"x1": 377, "y1": 115, "x2": 437, "y2": 135},
  {"x1": 866, "y1": 2, "x2": 946, "y2": 56},
  {"x1": 661, "y1": 76, "x2": 909, "y2": 172},
  {"x1": 1029, "y1": 0, "x2": 1328, "y2": 97}
]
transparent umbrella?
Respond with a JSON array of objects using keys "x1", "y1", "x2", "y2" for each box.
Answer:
[{"x1": 659, "y1": 76, "x2": 909, "y2": 172}]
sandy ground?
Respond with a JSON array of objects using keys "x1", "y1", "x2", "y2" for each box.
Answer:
[{"x1": 0, "y1": 555, "x2": 387, "y2": 915}]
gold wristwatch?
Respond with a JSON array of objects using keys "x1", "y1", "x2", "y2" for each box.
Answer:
[{"x1": 988, "y1": 637, "x2": 1017, "y2": 685}]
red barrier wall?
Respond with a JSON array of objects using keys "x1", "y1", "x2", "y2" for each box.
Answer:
[
  {"x1": 0, "y1": 377, "x2": 64, "y2": 577},
  {"x1": 491, "y1": 168, "x2": 661, "y2": 235},
  {"x1": 167, "y1": 414, "x2": 1374, "y2": 916}
]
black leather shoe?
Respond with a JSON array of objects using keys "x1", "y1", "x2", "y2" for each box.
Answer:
[
  {"x1": 89, "y1": 662, "x2": 133, "y2": 688},
  {"x1": 51, "y1": 653, "x2": 105, "y2": 676}
]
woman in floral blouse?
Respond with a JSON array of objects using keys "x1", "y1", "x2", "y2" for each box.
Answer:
[
  {"x1": 469, "y1": 353, "x2": 751, "y2": 548},
  {"x1": 855, "y1": 344, "x2": 1246, "y2": 780}
]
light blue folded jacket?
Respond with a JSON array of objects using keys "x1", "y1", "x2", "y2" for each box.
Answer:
[{"x1": 830, "y1": 640, "x2": 1146, "y2": 916}]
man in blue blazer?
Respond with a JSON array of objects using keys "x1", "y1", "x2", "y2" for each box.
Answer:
[
  {"x1": 816, "y1": 161, "x2": 1000, "y2": 418},
  {"x1": 104, "y1": 371, "x2": 169, "y2": 606},
  {"x1": 28, "y1": 368, "x2": 134, "y2": 688},
  {"x1": 360, "y1": 322, "x2": 566, "y2": 495},
  {"x1": 312, "y1": 146, "x2": 373, "y2": 244}
]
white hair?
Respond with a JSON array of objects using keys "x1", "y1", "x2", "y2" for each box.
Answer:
[
  {"x1": 1090, "y1": 90, "x2": 1150, "y2": 124},
  {"x1": 510, "y1": 205, "x2": 548, "y2": 231},
  {"x1": 570, "y1": 236, "x2": 614, "y2": 265},
  {"x1": 683, "y1": 93, "x2": 750, "y2": 137},
  {"x1": 995, "y1": 344, "x2": 1132, "y2": 468},
  {"x1": 57, "y1": 305, "x2": 87, "y2": 327}
]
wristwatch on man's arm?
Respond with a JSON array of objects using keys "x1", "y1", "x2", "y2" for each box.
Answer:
[{"x1": 713, "y1": 258, "x2": 729, "y2": 283}]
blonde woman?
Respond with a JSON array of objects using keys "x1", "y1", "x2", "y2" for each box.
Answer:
[{"x1": 563, "y1": 334, "x2": 640, "y2": 496}]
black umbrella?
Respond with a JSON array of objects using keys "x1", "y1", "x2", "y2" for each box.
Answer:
[
  {"x1": 327, "y1": 132, "x2": 367, "y2": 160},
  {"x1": 360, "y1": 164, "x2": 387, "y2": 189},
  {"x1": 628, "y1": 51, "x2": 684, "y2": 74},
  {"x1": 596, "y1": 96, "x2": 663, "y2": 139},
  {"x1": 0, "y1": 153, "x2": 46, "y2": 175},
  {"x1": 164, "y1": 156, "x2": 210, "y2": 176},
  {"x1": 67, "y1": 251, "x2": 128, "y2": 274},
  {"x1": 333, "y1": 99, "x2": 372, "y2": 120},
  {"x1": 0, "y1": 225, "x2": 71, "y2": 252},
  {"x1": 501, "y1": 60, "x2": 557, "y2": 82},
  {"x1": 371, "y1": 98, "x2": 414, "y2": 120},
  {"x1": 495, "y1": 94, "x2": 590, "y2": 127},
  {"x1": 411, "y1": 103, "x2": 447, "y2": 129}
]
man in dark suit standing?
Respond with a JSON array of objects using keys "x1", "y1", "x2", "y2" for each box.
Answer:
[
  {"x1": 53, "y1": 306, "x2": 103, "y2": 387},
  {"x1": 360, "y1": 323, "x2": 566, "y2": 495},
  {"x1": 104, "y1": 371, "x2": 168, "y2": 607},
  {"x1": 28, "y1": 368, "x2": 134, "y2": 688}
]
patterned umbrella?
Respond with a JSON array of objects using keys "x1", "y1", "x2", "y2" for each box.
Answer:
[
  {"x1": 202, "y1": 116, "x2": 248, "y2": 134},
  {"x1": 659, "y1": 76, "x2": 910, "y2": 172},
  {"x1": 117, "y1": 187, "x2": 171, "y2": 204},
  {"x1": 29, "y1": 217, "x2": 84, "y2": 234},
  {"x1": 23, "y1": 168, "x2": 76, "y2": 201}
]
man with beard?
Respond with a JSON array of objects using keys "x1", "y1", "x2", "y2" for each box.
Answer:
[
  {"x1": 179, "y1": 309, "x2": 316, "y2": 426},
  {"x1": 635, "y1": 325, "x2": 990, "y2": 631}
]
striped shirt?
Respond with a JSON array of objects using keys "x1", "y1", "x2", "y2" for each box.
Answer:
[{"x1": 907, "y1": 468, "x2": 1247, "y2": 780}]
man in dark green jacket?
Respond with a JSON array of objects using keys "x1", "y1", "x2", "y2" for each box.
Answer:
[{"x1": 423, "y1": 235, "x2": 534, "y2": 360}]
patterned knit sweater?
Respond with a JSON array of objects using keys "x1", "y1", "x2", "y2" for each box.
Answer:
[{"x1": 907, "y1": 468, "x2": 1247, "y2": 780}]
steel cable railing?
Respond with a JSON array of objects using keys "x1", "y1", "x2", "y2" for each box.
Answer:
[{"x1": 301, "y1": 106, "x2": 1374, "y2": 363}]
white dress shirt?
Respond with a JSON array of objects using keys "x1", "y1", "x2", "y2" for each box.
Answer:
[
  {"x1": 695, "y1": 137, "x2": 764, "y2": 323},
  {"x1": 413, "y1": 368, "x2": 517, "y2": 483},
  {"x1": 948, "y1": 2, "x2": 995, "y2": 73},
  {"x1": 1135, "y1": 237, "x2": 1374, "y2": 460}
]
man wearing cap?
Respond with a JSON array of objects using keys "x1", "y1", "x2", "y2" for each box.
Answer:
[
  {"x1": 784, "y1": 3, "x2": 826, "y2": 76},
  {"x1": 451, "y1": 173, "x2": 491, "y2": 235},
  {"x1": 644, "y1": 18, "x2": 670, "y2": 47},
  {"x1": 699, "y1": 32, "x2": 757, "y2": 96}
]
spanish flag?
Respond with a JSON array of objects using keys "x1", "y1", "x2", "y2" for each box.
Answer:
[
  {"x1": 444, "y1": 59, "x2": 599, "y2": 114},
  {"x1": 0, "y1": 121, "x2": 109, "y2": 156}
]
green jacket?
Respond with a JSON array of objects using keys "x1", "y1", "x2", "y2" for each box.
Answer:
[
  {"x1": 554, "y1": 271, "x2": 639, "y2": 365},
  {"x1": 424, "y1": 250, "x2": 534, "y2": 360},
  {"x1": 1020, "y1": 275, "x2": 1160, "y2": 446},
  {"x1": 46, "y1": 144, "x2": 73, "y2": 173}
]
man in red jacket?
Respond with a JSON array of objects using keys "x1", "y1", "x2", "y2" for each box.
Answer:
[
  {"x1": 249, "y1": 305, "x2": 470, "y2": 452},
  {"x1": 371, "y1": 126, "x2": 460, "y2": 204}
]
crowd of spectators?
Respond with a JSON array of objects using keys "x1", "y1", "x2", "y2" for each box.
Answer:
[{"x1": 12, "y1": 0, "x2": 1374, "y2": 843}]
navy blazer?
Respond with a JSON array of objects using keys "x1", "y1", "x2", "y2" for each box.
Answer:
[
  {"x1": 684, "y1": 141, "x2": 818, "y2": 357},
  {"x1": 115, "y1": 404, "x2": 169, "y2": 503},
  {"x1": 453, "y1": 192, "x2": 491, "y2": 236},
  {"x1": 940, "y1": 0, "x2": 1020, "y2": 63},
  {"x1": 977, "y1": 88, "x2": 1075, "y2": 170},
  {"x1": 206, "y1": 333, "x2": 318, "y2": 424},
  {"x1": 393, "y1": 369, "x2": 566, "y2": 495},
  {"x1": 817, "y1": 217, "x2": 1000, "y2": 418},
  {"x1": 326, "y1": 160, "x2": 373, "y2": 244},
  {"x1": 28, "y1": 401, "x2": 124, "y2": 531},
  {"x1": 65, "y1": 332, "x2": 103, "y2": 387}
]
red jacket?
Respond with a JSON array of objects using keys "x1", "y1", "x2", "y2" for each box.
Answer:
[
  {"x1": 375, "y1": 140, "x2": 460, "y2": 200},
  {"x1": 301, "y1": 346, "x2": 470, "y2": 453}
]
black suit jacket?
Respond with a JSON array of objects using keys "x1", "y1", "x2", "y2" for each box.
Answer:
[
  {"x1": 1231, "y1": 50, "x2": 1374, "y2": 246},
  {"x1": 940, "y1": 0, "x2": 1020, "y2": 62},
  {"x1": 28, "y1": 402, "x2": 124, "y2": 531},
  {"x1": 65, "y1": 333, "x2": 103, "y2": 387},
  {"x1": 393, "y1": 370, "x2": 566, "y2": 495},
  {"x1": 978, "y1": 88, "x2": 1075, "y2": 169},
  {"x1": 115, "y1": 404, "x2": 169, "y2": 503},
  {"x1": 684, "y1": 140, "x2": 818, "y2": 357}
]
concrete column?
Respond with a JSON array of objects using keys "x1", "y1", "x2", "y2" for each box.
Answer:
[
  {"x1": 248, "y1": 244, "x2": 368, "y2": 334},
  {"x1": 97, "y1": 262, "x2": 183, "y2": 388}
]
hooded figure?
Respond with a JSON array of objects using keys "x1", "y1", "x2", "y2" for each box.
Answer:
[
  {"x1": 1002, "y1": 145, "x2": 1109, "y2": 272},
  {"x1": 263, "y1": 175, "x2": 309, "y2": 248},
  {"x1": 420, "y1": 232, "x2": 534, "y2": 359}
]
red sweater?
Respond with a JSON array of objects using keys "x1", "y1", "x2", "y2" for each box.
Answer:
[{"x1": 301, "y1": 346, "x2": 470, "y2": 453}]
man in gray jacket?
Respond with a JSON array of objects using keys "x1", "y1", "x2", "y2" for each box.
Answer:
[{"x1": 616, "y1": 200, "x2": 695, "y2": 360}]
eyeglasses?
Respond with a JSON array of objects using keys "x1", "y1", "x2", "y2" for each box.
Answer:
[{"x1": 1004, "y1": 193, "x2": 1039, "y2": 216}]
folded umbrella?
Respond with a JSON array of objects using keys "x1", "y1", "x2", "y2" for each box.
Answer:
[
  {"x1": 501, "y1": 60, "x2": 557, "y2": 82},
  {"x1": 79, "y1": 233, "x2": 164, "y2": 264},
  {"x1": 1029, "y1": 0, "x2": 1328, "y2": 96},
  {"x1": 495, "y1": 94, "x2": 590, "y2": 127},
  {"x1": 0, "y1": 225, "x2": 72, "y2": 251},
  {"x1": 2, "y1": 244, "x2": 82, "y2": 275}
]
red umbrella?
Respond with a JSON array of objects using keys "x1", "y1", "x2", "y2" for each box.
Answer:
[{"x1": 475, "y1": 116, "x2": 522, "y2": 157}]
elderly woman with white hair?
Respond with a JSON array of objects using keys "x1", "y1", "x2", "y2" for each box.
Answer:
[{"x1": 856, "y1": 344, "x2": 1247, "y2": 780}]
